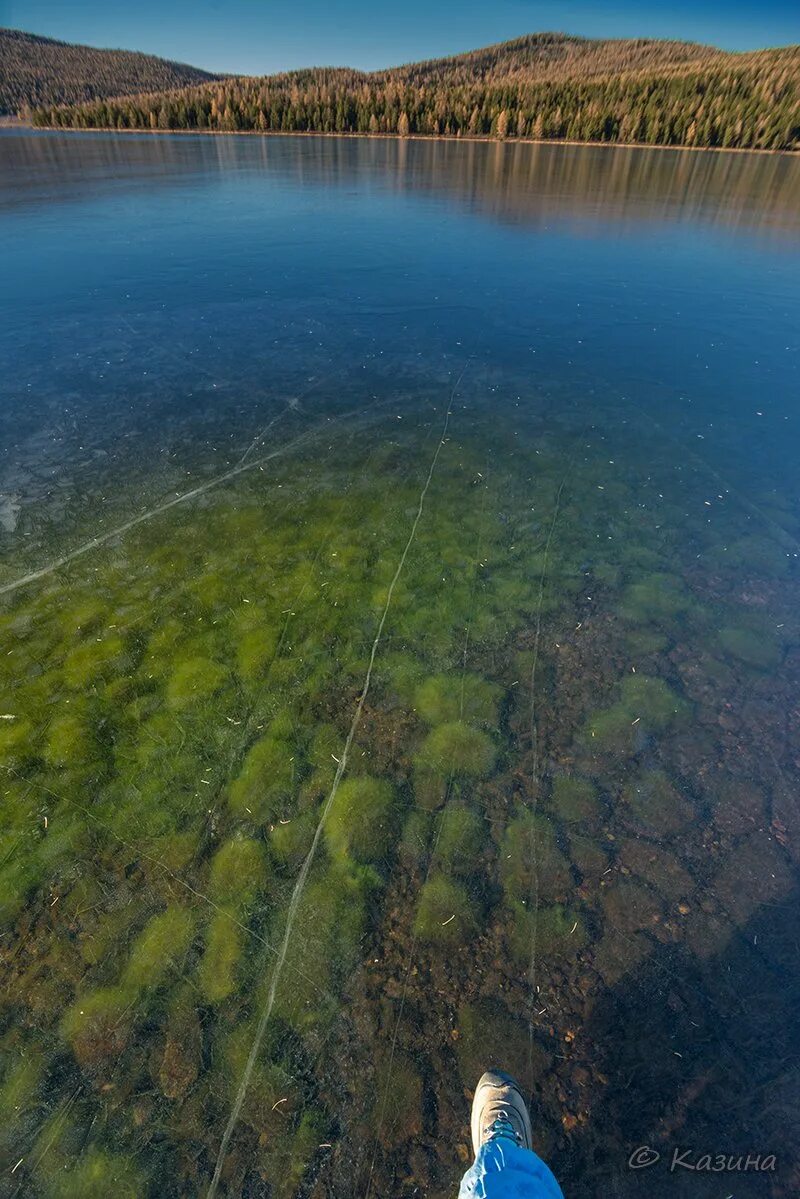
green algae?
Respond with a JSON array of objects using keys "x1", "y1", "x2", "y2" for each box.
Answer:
[
  {"x1": 398, "y1": 807, "x2": 434, "y2": 868},
  {"x1": 270, "y1": 810, "x2": 317, "y2": 866},
  {"x1": 415, "y1": 673, "x2": 500, "y2": 727},
  {"x1": 584, "y1": 674, "x2": 689, "y2": 751},
  {"x1": 625, "y1": 628, "x2": 670, "y2": 656},
  {"x1": 0, "y1": 399, "x2": 788, "y2": 1195},
  {"x1": 122, "y1": 905, "x2": 196, "y2": 990},
  {"x1": 412, "y1": 764, "x2": 450, "y2": 812},
  {"x1": 61, "y1": 985, "x2": 134, "y2": 1068},
  {"x1": 271, "y1": 863, "x2": 375, "y2": 1030},
  {"x1": 166, "y1": 654, "x2": 228, "y2": 709},
  {"x1": 208, "y1": 835, "x2": 267, "y2": 910},
  {"x1": 198, "y1": 913, "x2": 243, "y2": 1003},
  {"x1": 618, "y1": 572, "x2": 693, "y2": 625},
  {"x1": 507, "y1": 899, "x2": 588, "y2": 963},
  {"x1": 436, "y1": 803, "x2": 484, "y2": 874},
  {"x1": 228, "y1": 728, "x2": 295, "y2": 821},
  {"x1": 416, "y1": 720, "x2": 496, "y2": 777},
  {"x1": 0, "y1": 716, "x2": 35, "y2": 766},
  {"x1": 413, "y1": 874, "x2": 478, "y2": 945},
  {"x1": 324, "y1": 775, "x2": 396, "y2": 865},
  {"x1": 62, "y1": 634, "x2": 127, "y2": 689},
  {"x1": 717, "y1": 624, "x2": 781, "y2": 671},
  {"x1": 44, "y1": 709, "x2": 97, "y2": 769},
  {"x1": 551, "y1": 775, "x2": 600, "y2": 823},
  {"x1": 44, "y1": 1147, "x2": 144, "y2": 1199}
]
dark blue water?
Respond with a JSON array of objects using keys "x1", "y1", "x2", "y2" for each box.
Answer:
[{"x1": 1, "y1": 131, "x2": 799, "y2": 1198}]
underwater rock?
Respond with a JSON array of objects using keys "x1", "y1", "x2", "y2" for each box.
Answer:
[
  {"x1": 709, "y1": 779, "x2": 767, "y2": 837},
  {"x1": 455, "y1": 998, "x2": 550, "y2": 1095},
  {"x1": 416, "y1": 721, "x2": 496, "y2": 778},
  {"x1": 500, "y1": 812, "x2": 572, "y2": 903},
  {"x1": 711, "y1": 831, "x2": 794, "y2": 925},
  {"x1": 413, "y1": 874, "x2": 478, "y2": 945},
  {"x1": 324, "y1": 775, "x2": 396, "y2": 865},
  {"x1": 61, "y1": 985, "x2": 133, "y2": 1069},
  {"x1": 568, "y1": 833, "x2": 610, "y2": 882},
  {"x1": 600, "y1": 878, "x2": 662, "y2": 935},
  {"x1": 157, "y1": 1000, "x2": 202, "y2": 1100},
  {"x1": 616, "y1": 838, "x2": 694, "y2": 900},
  {"x1": 621, "y1": 770, "x2": 695, "y2": 837},
  {"x1": 551, "y1": 776, "x2": 601, "y2": 824}
]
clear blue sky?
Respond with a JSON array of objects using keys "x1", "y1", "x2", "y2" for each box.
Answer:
[{"x1": 4, "y1": 0, "x2": 799, "y2": 74}]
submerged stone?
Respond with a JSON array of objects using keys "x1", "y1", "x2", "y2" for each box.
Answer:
[
  {"x1": 456, "y1": 998, "x2": 550, "y2": 1095},
  {"x1": 600, "y1": 878, "x2": 662, "y2": 935},
  {"x1": 551, "y1": 775, "x2": 600, "y2": 824},
  {"x1": 622, "y1": 769, "x2": 695, "y2": 837},
  {"x1": 500, "y1": 811, "x2": 572, "y2": 903}
]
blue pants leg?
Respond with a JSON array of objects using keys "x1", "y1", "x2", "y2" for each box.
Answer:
[{"x1": 458, "y1": 1139, "x2": 565, "y2": 1198}]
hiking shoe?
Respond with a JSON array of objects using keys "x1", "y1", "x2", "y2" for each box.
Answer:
[{"x1": 470, "y1": 1069, "x2": 533, "y2": 1155}]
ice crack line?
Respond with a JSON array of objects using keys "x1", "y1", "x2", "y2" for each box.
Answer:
[
  {"x1": 205, "y1": 380, "x2": 462, "y2": 1199},
  {"x1": 0, "y1": 398, "x2": 387, "y2": 599}
]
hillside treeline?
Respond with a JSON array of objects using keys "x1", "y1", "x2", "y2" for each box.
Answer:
[
  {"x1": 30, "y1": 34, "x2": 800, "y2": 151},
  {"x1": 0, "y1": 28, "x2": 217, "y2": 116}
]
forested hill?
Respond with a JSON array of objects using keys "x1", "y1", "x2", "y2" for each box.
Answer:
[
  {"x1": 0, "y1": 28, "x2": 219, "y2": 116},
  {"x1": 30, "y1": 32, "x2": 800, "y2": 152}
]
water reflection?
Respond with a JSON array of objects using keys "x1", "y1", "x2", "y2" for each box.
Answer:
[{"x1": 3, "y1": 130, "x2": 800, "y2": 236}]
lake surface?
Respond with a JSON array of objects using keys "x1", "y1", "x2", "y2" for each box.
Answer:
[{"x1": 1, "y1": 131, "x2": 799, "y2": 1198}]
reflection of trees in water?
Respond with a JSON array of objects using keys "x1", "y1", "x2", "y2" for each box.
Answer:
[{"x1": 5, "y1": 132, "x2": 800, "y2": 237}]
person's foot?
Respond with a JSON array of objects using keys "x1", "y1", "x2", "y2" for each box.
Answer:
[{"x1": 470, "y1": 1069, "x2": 533, "y2": 1155}]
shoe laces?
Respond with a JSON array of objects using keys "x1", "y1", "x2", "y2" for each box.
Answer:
[{"x1": 486, "y1": 1112, "x2": 520, "y2": 1146}]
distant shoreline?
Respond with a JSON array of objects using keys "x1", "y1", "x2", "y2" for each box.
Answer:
[{"x1": 14, "y1": 124, "x2": 796, "y2": 158}]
